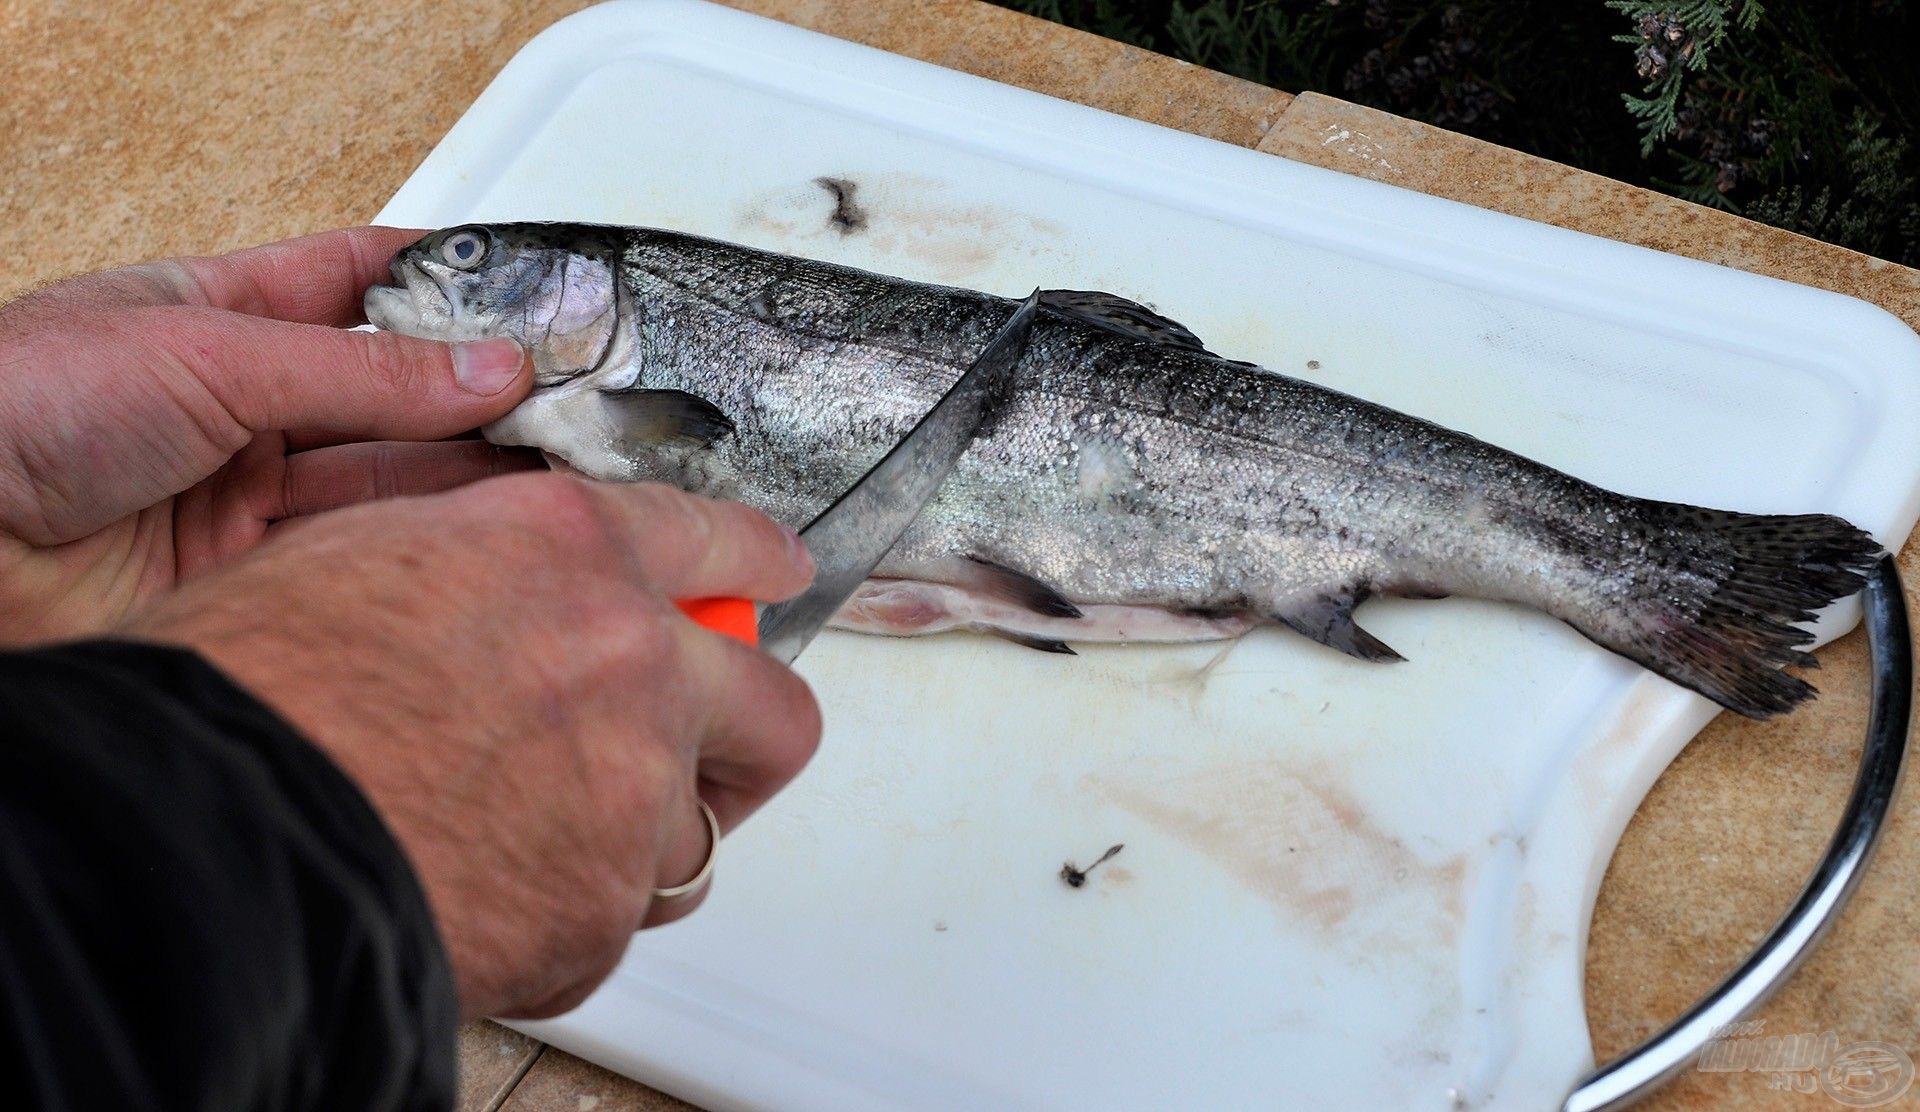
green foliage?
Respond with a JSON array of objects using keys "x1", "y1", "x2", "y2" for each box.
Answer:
[
  {"x1": 1604, "y1": 0, "x2": 1762, "y2": 154},
  {"x1": 1164, "y1": 3, "x2": 1344, "y2": 93},
  {"x1": 1746, "y1": 111, "x2": 1919, "y2": 262},
  {"x1": 991, "y1": 0, "x2": 1920, "y2": 268},
  {"x1": 1000, "y1": 0, "x2": 1152, "y2": 47}
]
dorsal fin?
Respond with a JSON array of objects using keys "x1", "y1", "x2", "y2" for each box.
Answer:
[{"x1": 1039, "y1": 289, "x2": 1212, "y2": 354}]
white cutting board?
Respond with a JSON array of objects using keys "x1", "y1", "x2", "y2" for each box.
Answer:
[{"x1": 375, "y1": 3, "x2": 1920, "y2": 1108}]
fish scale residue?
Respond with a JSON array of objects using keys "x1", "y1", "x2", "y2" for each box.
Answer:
[{"x1": 1073, "y1": 432, "x2": 1141, "y2": 503}]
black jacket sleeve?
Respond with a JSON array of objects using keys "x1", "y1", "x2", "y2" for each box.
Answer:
[{"x1": 0, "y1": 641, "x2": 458, "y2": 1111}]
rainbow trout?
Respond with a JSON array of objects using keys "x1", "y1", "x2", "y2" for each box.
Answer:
[{"x1": 365, "y1": 223, "x2": 1879, "y2": 718}]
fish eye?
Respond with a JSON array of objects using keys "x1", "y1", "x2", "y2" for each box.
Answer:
[{"x1": 440, "y1": 229, "x2": 488, "y2": 269}]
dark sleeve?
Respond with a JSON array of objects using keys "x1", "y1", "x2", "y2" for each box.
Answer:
[{"x1": 0, "y1": 641, "x2": 458, "y2": 1112}]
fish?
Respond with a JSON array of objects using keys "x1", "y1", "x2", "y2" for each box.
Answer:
[{"x1": 364, "y1": 222, "x2": 1881, "y2": 719}]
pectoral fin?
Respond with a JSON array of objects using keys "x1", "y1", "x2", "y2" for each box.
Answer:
[
  {"x1": 1275, "y1": 586, "x2": 1404, "y2": 663},
  {"x1": 601, "y1": 387, "x2": 735, "y2": 450}
]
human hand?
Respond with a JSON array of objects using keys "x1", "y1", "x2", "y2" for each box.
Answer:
[
  {"x1": 124, "y1": 473, "x2": 822, "y2": 1019},
  {"x1": 0, "y1": 227, "x2": 538, "y2": 642}
]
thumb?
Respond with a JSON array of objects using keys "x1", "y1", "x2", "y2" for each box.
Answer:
[{"x1": 152, "y1": 306, "x2": 532, "y2": 442}]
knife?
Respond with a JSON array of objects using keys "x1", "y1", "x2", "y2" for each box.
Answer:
[{"x1": 676, "y1": 289, "x2": 1043, "y2": 664}]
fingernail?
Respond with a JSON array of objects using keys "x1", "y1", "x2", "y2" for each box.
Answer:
[
  {"x1": 784, "y1": 524, "x2": 814, "y2": 576},
  {"x1": 452, "y1": 338, "x2": 525, "y2": 395}
]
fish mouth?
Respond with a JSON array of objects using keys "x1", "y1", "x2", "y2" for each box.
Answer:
[{"x1": 363, "y1": 263, "x2": 454, "y2": 338}]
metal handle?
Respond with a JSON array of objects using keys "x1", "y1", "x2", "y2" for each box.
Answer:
[{"x1": 1561, "y1": 554, "x2": 1913, "y2": 1111}]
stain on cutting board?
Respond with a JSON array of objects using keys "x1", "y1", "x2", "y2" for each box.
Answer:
[
  {"x1": 1087, "y1": 757, "x2": 1468, "y2": 943},
  {"x1": 813, "y1": 176, "x2": 869, "y2": 234},
  {"x1": 1060, "y1": 842, "x2": 1124, "y2": 888},
  {"x1": 734, "y1": 171, "x2": 1067, "y2": 284}
]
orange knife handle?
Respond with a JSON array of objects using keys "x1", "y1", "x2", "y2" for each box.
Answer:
[{"x1": 675, "y1": 597, "x2": 760, "y2": 646}]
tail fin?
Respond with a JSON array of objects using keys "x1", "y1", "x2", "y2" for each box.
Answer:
[{"x1": 1582, "y1": 504, "x2": 1880, "y2": 718}]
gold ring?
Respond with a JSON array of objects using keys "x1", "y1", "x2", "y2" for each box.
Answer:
[{"x1": 652, "y1": 799, "x2": 719, "y2": 900}]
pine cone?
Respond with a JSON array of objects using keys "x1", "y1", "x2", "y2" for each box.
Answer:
[
  {"x1": 1635, "y1": 43, "x2": 1669, "y2": 80},
  {"x1": 1636, "y1": 11, "x2": 1692, "y2": 49},
  {"x1": 1633, "y1": 10, "x2": 1693, "y2": 81}
]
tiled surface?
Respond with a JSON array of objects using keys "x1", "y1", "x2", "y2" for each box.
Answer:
[
  {"x1": 5, "y1": 2, "x2": 1915, "y2": 1109},
  {"x1": 0, "y1": 0, "x2": 1287, "y2": 299},
  {"x1": 458, "y1": 1021, "x2": 545, "y2": 1112},
  {"x1": 1257, "y1": 93, "x2": 1920, "y2": 341},
  {"x1": 495, "y1": 1047, "x2": 699, "y2": 1112},
  {"x1": 723, "y1": 0, "x2": 1294, "y2": 148}
]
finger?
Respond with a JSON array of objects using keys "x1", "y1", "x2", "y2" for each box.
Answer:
[
  {"x1": 452, "y1": 475, "x2": 814, "y2": 603},
  {"x1": 638, "y1": 629, "x2": 820, "y2": 932},
  {"x1": 640, "y1": 787, "x2": 717, "y2": 931},
  {"x1": 680, "y1": 627, "x2": 824, "y2": 827},
  {"x1": 15, "y1": 227, "x2": 428, "y2": 321},
  {"x1": 150, "y1": 307, "x2": 531, "y2": 442},
  {"x1": 282, "y1": 425, "x2": 494, "y2": 453},
  {"x1": 267, "y1": 441, "x2": 544, "y2": 520},
  {"x1": 165, "y1": 226, "x2": 428, "y2": 325},
  {"x1": 588, "y1": 482, "x2": 816, "y2": 603}
]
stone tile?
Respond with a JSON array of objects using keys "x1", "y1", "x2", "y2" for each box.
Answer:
[
  {"x1": 0, "y1": 0, "x2": 598, "y2": 300},
  {"x1": 724, "y1": 0, "x2": 1292, "y2": 147},
  {"x1": 1259, "y1": 92, "x2": 1920, "y2": 332},
  {"x1": 497, "y1": 1048, "x2": 700, "y2": 1112},
  {"x1": 0, "y1": 0, "x2": 1288, "y2": 304},
  {"x1": 458, "y1": 1021, "x2": 544, "y2": 1112}
]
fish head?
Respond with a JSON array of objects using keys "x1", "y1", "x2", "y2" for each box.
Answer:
[{"x1": 365, "y1": 223, "x2": 624, "y2": 384}]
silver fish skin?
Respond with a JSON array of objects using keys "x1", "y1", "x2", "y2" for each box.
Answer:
[{"x1": 365, "y1": 222, "x2": 1880, "y2": 718}]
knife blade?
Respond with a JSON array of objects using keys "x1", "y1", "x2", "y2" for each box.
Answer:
[{"x1": 740, "y1": 289, "x2": 1042, "y2": 664}]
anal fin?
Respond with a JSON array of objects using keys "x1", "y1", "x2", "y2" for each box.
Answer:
[
  {"x1": 600, "y1": 387, "x2": 735, "y2": 449},
  {"x1": 1275, "y1": 586, "x2": 1404, "y2": 663}
]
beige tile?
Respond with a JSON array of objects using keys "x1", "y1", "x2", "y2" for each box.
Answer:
[
  {"x1": 497, "y1": 1048, "x2": 699, "y2": 1112},
  {"x1": 721, "y1": 0, "x2": 1292, "y2": 147},
  {"x1": 0, "y1": 0, "x2": 1288, "y2": 304},
  {"x1": 458, "y1": 1021, "x2": 544, "y2": 1112},
  {"x1": 0, "y1": 0, "x2": 600, "y2": 300},
  {"x1": 1259, "y1": 93, "x2": 1920, "y2": 332}
]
